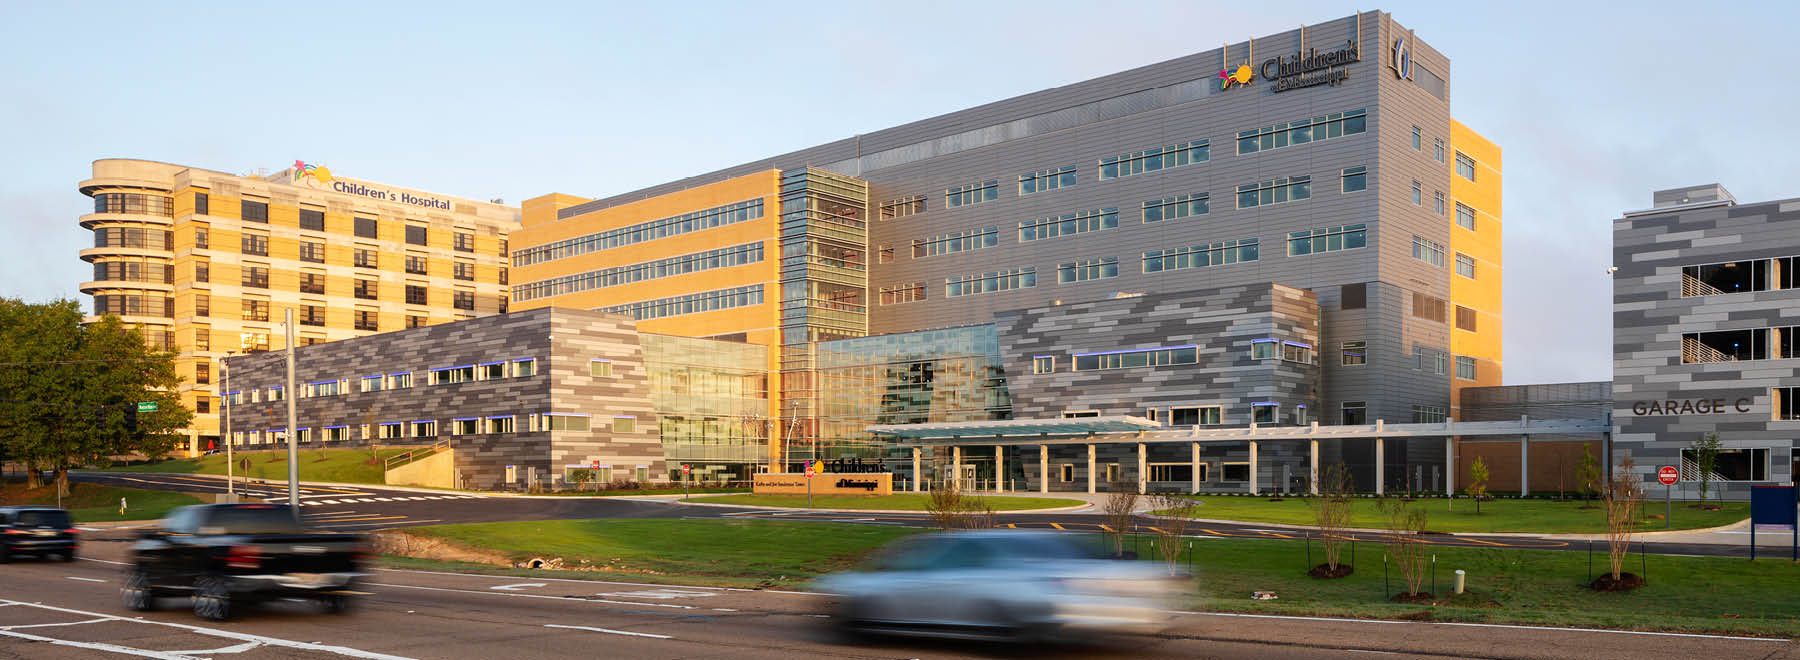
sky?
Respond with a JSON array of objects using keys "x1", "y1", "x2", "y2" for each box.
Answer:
[{"x1": 2, "y1": 0, "x2": 1795, "y2": 386}]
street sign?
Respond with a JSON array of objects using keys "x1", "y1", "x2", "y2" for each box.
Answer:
[
  {"x1": 681, "y1": 464, "x2": 691, "y2": 475},
  {"x1": 1657, "y1": 466, "x2": 1679, "y2": 486},
  {"x1": 136, "y1": 402, "x2": 157, "y2": 413},
  {"x1": 804, "y1": 461, "x2": 815, "y2": 478}
]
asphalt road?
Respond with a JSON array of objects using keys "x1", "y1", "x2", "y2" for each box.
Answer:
[
  {"x1": 72, "y1": 472, "x2": 1768, "y2": 558},
  {"x1": 1, "y1": 530, "x2": 1795, "y2": 660}
]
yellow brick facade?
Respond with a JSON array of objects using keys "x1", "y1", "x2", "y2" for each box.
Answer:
[{"x1": 1448, "y1": 120, "x2": 1503, "y2": 417}]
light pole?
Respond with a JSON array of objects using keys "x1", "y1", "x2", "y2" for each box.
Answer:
[
  {"x1": 222, "y1": 350, "x2": 237, "y2": 498},
  {"x1": 283, "y1": 309, "x2": 299, "y2": 522}
]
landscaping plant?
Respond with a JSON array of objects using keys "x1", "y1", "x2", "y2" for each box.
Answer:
[
  {"x1": 1600, "y1": 455, "x2": 1646, "y2": 589},
  {"x1": 925, "y1": 474, "x2": 964, "y2": 531},
  {"x1": 1466, "y1": 457, "x2": 1490, "y2": 514},
  {"x1": 1576, "y1": 443, "x2": 1601, "y2": 507},
  {"x1": 1377, "y1": 497, "x2": 1431, "y2": 599},
  {"x1": 1103, "y1": 481, "x2": 1140, "y2": 557},
  {"x1": 1150, "y1": 492, "x2": 1195, "y2": 575},
  {"x1": 1691, "y1": 432, "x2": 1721, "y2": 508},
  {"x1": 1305, "y1": 463, "x2": 1354, "y2": 577}
]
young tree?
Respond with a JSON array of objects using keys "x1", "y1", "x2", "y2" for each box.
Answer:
[
  {"x1": 925, "y1": 472, "x2": 965, "y2": 531},
  {"x1": 1691, "y1": 432, "x2": 1722, "y2": 508},
  {"x1": 1103, "y1": 481, "x2": 1141, "y2": 558},
  {"x1": 1378, "y1": 497, "x2": 1431, "y2": 597},
  {"x1": 1602, "y1": 456, "x2": 1646, "y2": 585},
  {"x1": 1149, "y1": 493, "x2": 1195, "y2": 576},
  {"x1": 1576, "y1": 443, "x2": 1602, "y2": 506},
  {"x1": 1466, "y1": 457, "x2": 1490, "y2": 514},
  {"x1": 1305, "y1": 463, "x2": 1355, "y2": 576}
]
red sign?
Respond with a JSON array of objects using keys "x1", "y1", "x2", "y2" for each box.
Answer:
[
  {"x1": 805, "y1": 461, "x2": 815, "y2": 478},
  {"x1": 1658, "y1": 466, "x2": 1679, "y2": 486},
  {"x1": 681, "y1": 464, "x2": 691, "y2": 475}
]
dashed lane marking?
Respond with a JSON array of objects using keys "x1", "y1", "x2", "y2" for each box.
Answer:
[
  {"x1": 544, "y1": 624, "x2": 671, "y2": 640},
  {"x1": 65, "y1": 577, "x2": 105, "y2": 583}
]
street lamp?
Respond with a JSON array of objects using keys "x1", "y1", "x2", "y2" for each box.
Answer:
[{"x1": 221, "y1": 349, "x2": 237, "y2": 498}]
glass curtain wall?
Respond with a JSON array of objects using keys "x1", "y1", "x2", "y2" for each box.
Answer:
[
  {"x1": 778, "y1": 168, "x2": 870, "y2": 466},
  {"x1": 642, "y1": 334, "x2": 770, "y2": 480}
]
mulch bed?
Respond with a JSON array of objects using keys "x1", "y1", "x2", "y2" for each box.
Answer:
[
  {"x1": 1590, "y1": 572, "x2": 1645, "y2": 592},
  {"x1": 1308, "y1": 563, "x2": 1354, "y2": 579},
  {"x1": 1390, "y1": 592, "x2": 1435, "y2": 605}
]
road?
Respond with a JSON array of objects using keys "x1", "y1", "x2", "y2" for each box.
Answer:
[
  {"x1": 1, "y1": 530, "x2": 1795, "y2": 660},
  {"x1": 73, "y1": 472, "x2": 1770, "y2": 557}
]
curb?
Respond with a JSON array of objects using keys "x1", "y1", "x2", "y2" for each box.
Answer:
[{"x1": 671, "y1": 499, "x2": 1096, "y2": 515}]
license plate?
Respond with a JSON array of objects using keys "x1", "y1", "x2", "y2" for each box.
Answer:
[
  {"x1": 290, "y1": 573, "x2": 330, "y2": 584},
  {"x1": 33, "y1": 530, "x2": 55, "y2": 537}
]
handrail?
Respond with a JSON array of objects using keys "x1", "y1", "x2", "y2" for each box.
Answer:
[{"x1": 384, "y1": 439, "x2": 450, "y2": 472}]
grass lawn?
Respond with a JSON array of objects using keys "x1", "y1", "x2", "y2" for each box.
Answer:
[
  {"x1": 1157, "y1": 495, "x2": 1749, "y2": 534},
  {"x1": 395, "y1": 519, "x2": 918, "y2": 588},
  {"x1": 1, "y1": 478, "x2": 203, "y2": 522},
  {"x1": 687, "y1": 493, "x2": 1086, "y2": 511},
  {"x1": 104, "y1": 448, "x2": 414, "y2": 485}
]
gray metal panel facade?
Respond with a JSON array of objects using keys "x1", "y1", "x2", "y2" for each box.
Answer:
[{"x1": 1613, "y1": 191, "x2": 1800, "y2": 499}]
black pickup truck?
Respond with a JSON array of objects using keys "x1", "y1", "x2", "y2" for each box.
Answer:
[
  {"x1": 0, "y1": 506, "x2": 79, "y2": 562},
  {"x1": 121, "y1": 503, "x2": 367, "y2": 620}
]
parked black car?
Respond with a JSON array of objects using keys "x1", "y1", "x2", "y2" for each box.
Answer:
[
  {"x1": 121, "y1": 503, "x2": 367, "y2": 620},
  {"x1": 0, "y1": 506, "x2": 79, "y2": 563}
]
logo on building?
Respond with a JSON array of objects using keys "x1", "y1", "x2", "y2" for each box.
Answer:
[
  {"x1": 1219, "y1": 64, "x2": 1254, "y2": 90},
  {"x1": 1263, "y1": 40, "x2": 1360, "y2": 93},
  {"x1": 1391, "y1": 35, "x2": 1412, "y2": 80},
  {"x1": 294, "y1": 160, "x2": 334, "y2": 187}
]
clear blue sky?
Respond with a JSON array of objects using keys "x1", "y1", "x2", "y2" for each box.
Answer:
[{"x1": 3, "y1": 0, "x2": 1794, "y2": 385}]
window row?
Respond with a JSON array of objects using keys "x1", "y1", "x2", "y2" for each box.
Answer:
[
  {"x1": 1142, "y1": 238, "x2": 1259, "y2": 273},
  {"x1": 1235, "y1": 175, "x2": 1311, "y2": 209},
  {"x1": 945, "y1": 180, "x2": 1000, "y2": 208},
  {"x1": 1018, "y1": 208, "x2": 1118, "y2": 242},
  {"x1": 880, "y1": 195, "x2": 926, "y2": 220},
  {"x1": 1681, "y1": 256, "x2": 1800, "y2": 297},
  {"x1": 1071, "y1": 344, "x2": 1199, "y2": 372},
  {"x1": 1057, "y1": 257, "x2": 1118, "y2": 283},
  {"x1": 1681, "y1": 327, "x2": 1798, "y2": 363},
  {"x1": 92, "y1": 193, "x2": 173, "y2": 217},
  {"x1": 1250, "y1": 339, "x2": 1314, "y2": 364},
  {"x1": 514, "y1": 242, "x2": 763, "y2": 302},
  {"x1": 1100, "y1": 140, "x2": 1209, "y2": 181},
  {"x1": 93, "y1": 227, "x2": 172, "y2": 250},
  {"x1": 1236, "y1": 108, "x2": 1367, "y2": 155},
  {"x1": 1019, "y1": 165, "x2": 1077, "y2": 195},
  {"x1": 512, "y1": 199, "x2": 763, "y2": 266},
  {"x1": 913, "y1": 227, "x2": 998, "y2": 258},
  {"x1": 596, "y1": 284, "x2": 765, "y2": 321},
  {"x1": 1142, "y1": 192, "x2": 1209, "y2": 223},
  {"x1": 878, "y1": 282, "x2": 926, "y2": 306},
  {"x1": 1287, "y1": 224, "x2": 1367, "y2": 256},
  {"x1": 945, "y1": 267, "x2": 1036, "y2": 298},
  {"x1": 222, "y1": 415, "x2": 635, "y2": 445},
  {"x1": 93, "y1": 294, "x2": 173, "y2": 318},
  {"x1": 1412, "y1": 235, "x2": 1445, "y2": 267},
  {"x1": 93, "y1": 261, "x2": 173, "y2": 284}
]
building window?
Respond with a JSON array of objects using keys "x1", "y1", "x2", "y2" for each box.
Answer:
[
  {"x1": 1455, "y1": 203, "x2": 1477, "y2": 230},
  {"x1": 1169, "y1": 406, "x2": 1221, "y2": 426},
  {"x1": 196, "y1": 397, "x2": 211, "y2": 414},
  {"x1": 299, "y1": 336, "x2": 325, "y2": 346},
  {"x1": 1682, "y1": 257, "x2": 1796, "y2": 297},
  {"x1": 453, "y1": 290, "x2": 475, "y2": 310},
  {"x1": 405, "y1": 255, "x2": 428, "y2": 275},
  {"x1": 880, "y1": 195, "x2": 926, "y2": 219},
  {"x1": 1236, "y1": 176, "x2": 1311, "y2": 209},
  {"x1": 324, "y1": 426, "x2": 348, "y2": 442},
  {"x1": 1019, "y1": 208, "x2": 1118, "y2": 242},
  {"x1": 590, "y1": 360, "x2": 613, "y2": 377},
  {"x1": 1412, "y1": 292, "x2": 1447, "y2": 322},
  {"x1": 300, "y1": 305, "x2": 325, "y2": 326},
  {"x1": 194, "y1": 226, "x2": 209, "y2": 249},
  {"x1": 1251, "y1": 339, "x2": 1277, "y2": 359},
  {"x1": 485, "y1": 416, "x2": 515, "y2": 434},
  {"x1": 478, "y1": 361, "x2": 506, "y2": 380},
  {"x1": 354, "y1": 249, "x2": 378, "y2": 269},
  {"x1": 406, "y1": 285, "x2": 428, "y2": 305},
  {"x1": 913, "y1": 227, "x2": 998, "y2": 258},
  {"x1": 1776, "y1": 387, "x2": 1799, "y2": 420},
  {"x1": 300, "y1": 272, "x2": 325, "y2": 295},
  {"x1": 1681, "y1": 448, "x2": 1770, "y2": 481},
  {"x1": 1411, "y1": 125, "x2": 1422, "y2": 150},
  {"x1": 945, "y1": 180, "x2": 999, "y2": 208},
  {"x1": 412, "y1": 421, "x2": 437, "y2": 438},
  {"x1": 241, "y1": 200, "x2": 269, "y2": 223},
  {"x1": 1287, "y1": 224, "x2": 1367, "y2": 257},
  {"x1": 354, "y1": 279, "x2": 378, "y2": 300},
  {"x1": 595, "y1": 284, "x2": 765, "y2": 320},
  {"x1": 1456, "y1": 355, "x2": 1477, "y2": 380},
  {"x1": 360, "y1": 375, "x2": 382, "y2": 393},
  {"x1": 1252, "y1": 404, "x2": 1277, "y2": 425},
  {"x1": 1411, "y1": 180, "x2": 1423, "y2": 205},
  {"x1": 1019, "y1": 165, "x2": 1077, "y2": 195},
  {"x1": 512, "y1": 358, "x2": 535, "y2": 377},
  {"x1": 454, "y1": 231, "x2": 474, "y2": 252},
  {"x1": 1341, "y1": 341, "x2": 1366, "y2": 366},
  {"x1": 1412, "y1": 236, "x2": 1445, "y2": 266},
  {"x1": 241, "y1": 234, "x2": 268, "y2": 256},
  {"x1": 1072, "y1": 345, "x2": 1197, "y2": 371},
  {"x1": 1341, "y1": 401, "x2": 1366, "y2": 425},
  {"x1": 1031, "y1": 356, "x2": 1055, "y2": 374},
  {"x1": 195, "y1": 293, "x2": 210, "y2": 317},
  {"x1": 194, "y1": 326, "x2": 210, "y2": 350},
  {"x1": 1681, "y1": 328, "x2": 1778, "y2": 363},
  {"x1": 240, "y1": 298, "x2": 269, "y2": 323},
  {"x1": 240, "y1": 332, "x2": 270, "y2": 353},
  {"x1": 1236, "y1": 108, "x2": 1366, "y2": 154},
  {"x1": 1435, "y1": 351, "x2": 1448, "y2": 375},
  {"x1": 1455, "y1": 152, "x2": 1477, "y2": 181},
  {"x1": 1063, "y1": 411, "x2": 1100, "y2": 419},
  {"x1": 513, "y1": 242, "x2": 765, "y2": 302},
  {"x1": 1281, "y1": 342, "x2": 1313, "y2": 363},
  {"x1": 299, "y1": 241, "x2": 324, "y2": 263},
  {"x1": 1434, "y1": 191, "x2": 1446, "y2": 215},
  {"x1": 1434, "y1": 138, "x2": 1445, "y2": 162},
  {"x1": 512, "y1": 199, "x2": 762, "y2": 266},
  {"x1": 194, "y1": 363, "x2": 211, "y2": 385},
  {"x1": 544, "y1": 414, "x2": 589, "y2": 432},
  {"x1": 878, "y1": 245, "x2": 894, "y2": 264},
  {"x1": 452, "y1": 418, "x2": 477, "y2": 435},
  {"x1": 1143, "y1": 238, "x2": 1259, "y2": 272},
  {"x1": 194, "y1": 192, "x2": 210, "y2": 216},
  {"x1": 1060, "y1": 464, "x2": 1075, "y2": 482},
  {"x1": 1340, "y1": 166, "x2": 1367, "y2": 193},
  {"x1": 431, "y1": 365, "x2": 475, "y2": 385},
  {"x1": 1456, "y1": 305, "x2": 1478, "y2": 331},
  {"x1": 612, "y1": 416, "x2": 636, "y2": 433},
  {"x1": 1412, "y1": 405, "x2": 1448, "y2": 423},
  {"x1": 1057, "y1": 257, "x2": 1119, "y2": 283},
  {"x1": 299, "y1": 208, "x2": 324, "y2": 231},
  {"x1": 354, "y1": 217, "x2": 378, "y2": 239},
  {"x1": 1456, "y1": 253, "x2": 1477, "y2": 279},
  {"x1": 945, "y1": 268, "x2": 1035, "y2": 298},
  {"x1": 1100, "y1": 140, "x2": 1209, "y2": 180},
  {"x1": 878, "y1": 282, "x2": 926, "y2": 306},
  {"x1": 192, "y1": 261, "x2": 209, "y2": 283},
  {"x1": 94, "y1": 227, "x2": 173, "y2": 250},
  {"x1": 1142, "y1": 193, "x2": 1209, "y2": 223},
  {"x1": 405, "y1": 225, "x2": 428, "y2": 246},
  {"x1": 354, "y1": 309, "x2": 378, "y2": 331},
  {"x1": 406, "y1": 315, "x2": 427, "y2": 328},
  {"x1": 454, "y1": 261, "x2": 474, "y2": 281}
]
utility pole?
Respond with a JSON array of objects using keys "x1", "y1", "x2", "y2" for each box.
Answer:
[
  {"x1": 223, "y1": 350, "x2": 236, "y2": 498},
  {"x1": 284, "y1": 310, "x2": 300, "y2": 522}
]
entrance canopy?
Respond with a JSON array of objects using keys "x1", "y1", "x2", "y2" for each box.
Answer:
[
  {"x1": 869, "y1": 416, "x2": 1610, "y2": 447},
  {"x1": 866, "y1": 415, "x2": 1160, "y2": 440}
]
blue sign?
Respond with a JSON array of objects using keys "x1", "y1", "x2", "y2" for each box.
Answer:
[{"x1": 1749, "y1": 485, "x2": 1797, "y2": 561}]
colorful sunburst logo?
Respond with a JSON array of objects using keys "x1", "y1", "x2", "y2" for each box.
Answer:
[
  {"x1": 294, "y1": 160, "x2": 333, "y2": 187},
  {"x1": 1219, "y1": 64, "x2": 1254, "y2": 90}
]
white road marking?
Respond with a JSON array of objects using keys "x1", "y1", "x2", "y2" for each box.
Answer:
[
  {"x1": 79, "y1": 557, "x2": 129, "y2": 566},
  {"x1": 168, "y1": 641, "x2": 262, "y2": 654},
  {"x1": 318, "y1": 499, "x2": 341, "y2": 504},
  {"x1": 712, "y1": 608, "x2": 738, "y2": 612},
  {"x1": 0, "y1": 598, "x2": 418, "y2": 659},
  {"x1": 0, "y1": 617, "x2": 112, "y2": 630},
  {"x1": 1176, "y1": 611, "x2": 1786, "y2": 642},
  {"x1": 65, "y1": 576, "x2": 105, "y2": 583},
  {"x1": 319, "y1": 519, "x2": 441, "y2": 528},
  {"x1": 367, "y1": 582, "x2": 697, "y2": 609},
  {"x1": 490, "y1": 583, "x2": 547, "y2": 591},
  {"x1": 594, "y1": 589, "x2": 716, "y2": 600},
  {"x1": 544, "y1": 624, "x2": 671, "y2": 640},
  {"x1": 371, "y1": 567, "x2": 767, "y2": 593}
]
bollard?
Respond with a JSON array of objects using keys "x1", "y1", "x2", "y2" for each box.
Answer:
[{"x1": 1453, "y1": 569, "x2": 1465, "y2": 595}]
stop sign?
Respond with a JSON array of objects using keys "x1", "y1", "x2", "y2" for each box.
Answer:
[
  {"x1": 1658, "y1": 465, "x2": 1679, "y2": 486},
  {"x1": 682, "y1": 463, "x2": 691, "y2": 475}
]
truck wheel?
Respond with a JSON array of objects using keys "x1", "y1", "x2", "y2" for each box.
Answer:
[
  {"x1": 319, "y1": 594, "x2": 356, "y2": 615},
  {"x1": 121, "y1": 566, "x2": 157, "y2": 612},
  {"x1": 59, "y1": 550, "x2": 76, "y2": 563},
  {"x1": 0, "y1": 546, "x2": 11, "y2": 564},
  {"x1": 192, "y1": 574, "x2": 233, "y2": 621}
]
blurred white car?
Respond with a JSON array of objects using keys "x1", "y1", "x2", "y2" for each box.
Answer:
[{"x1": 815, "y1": 530, "x2": 1182, "y2": 642}]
